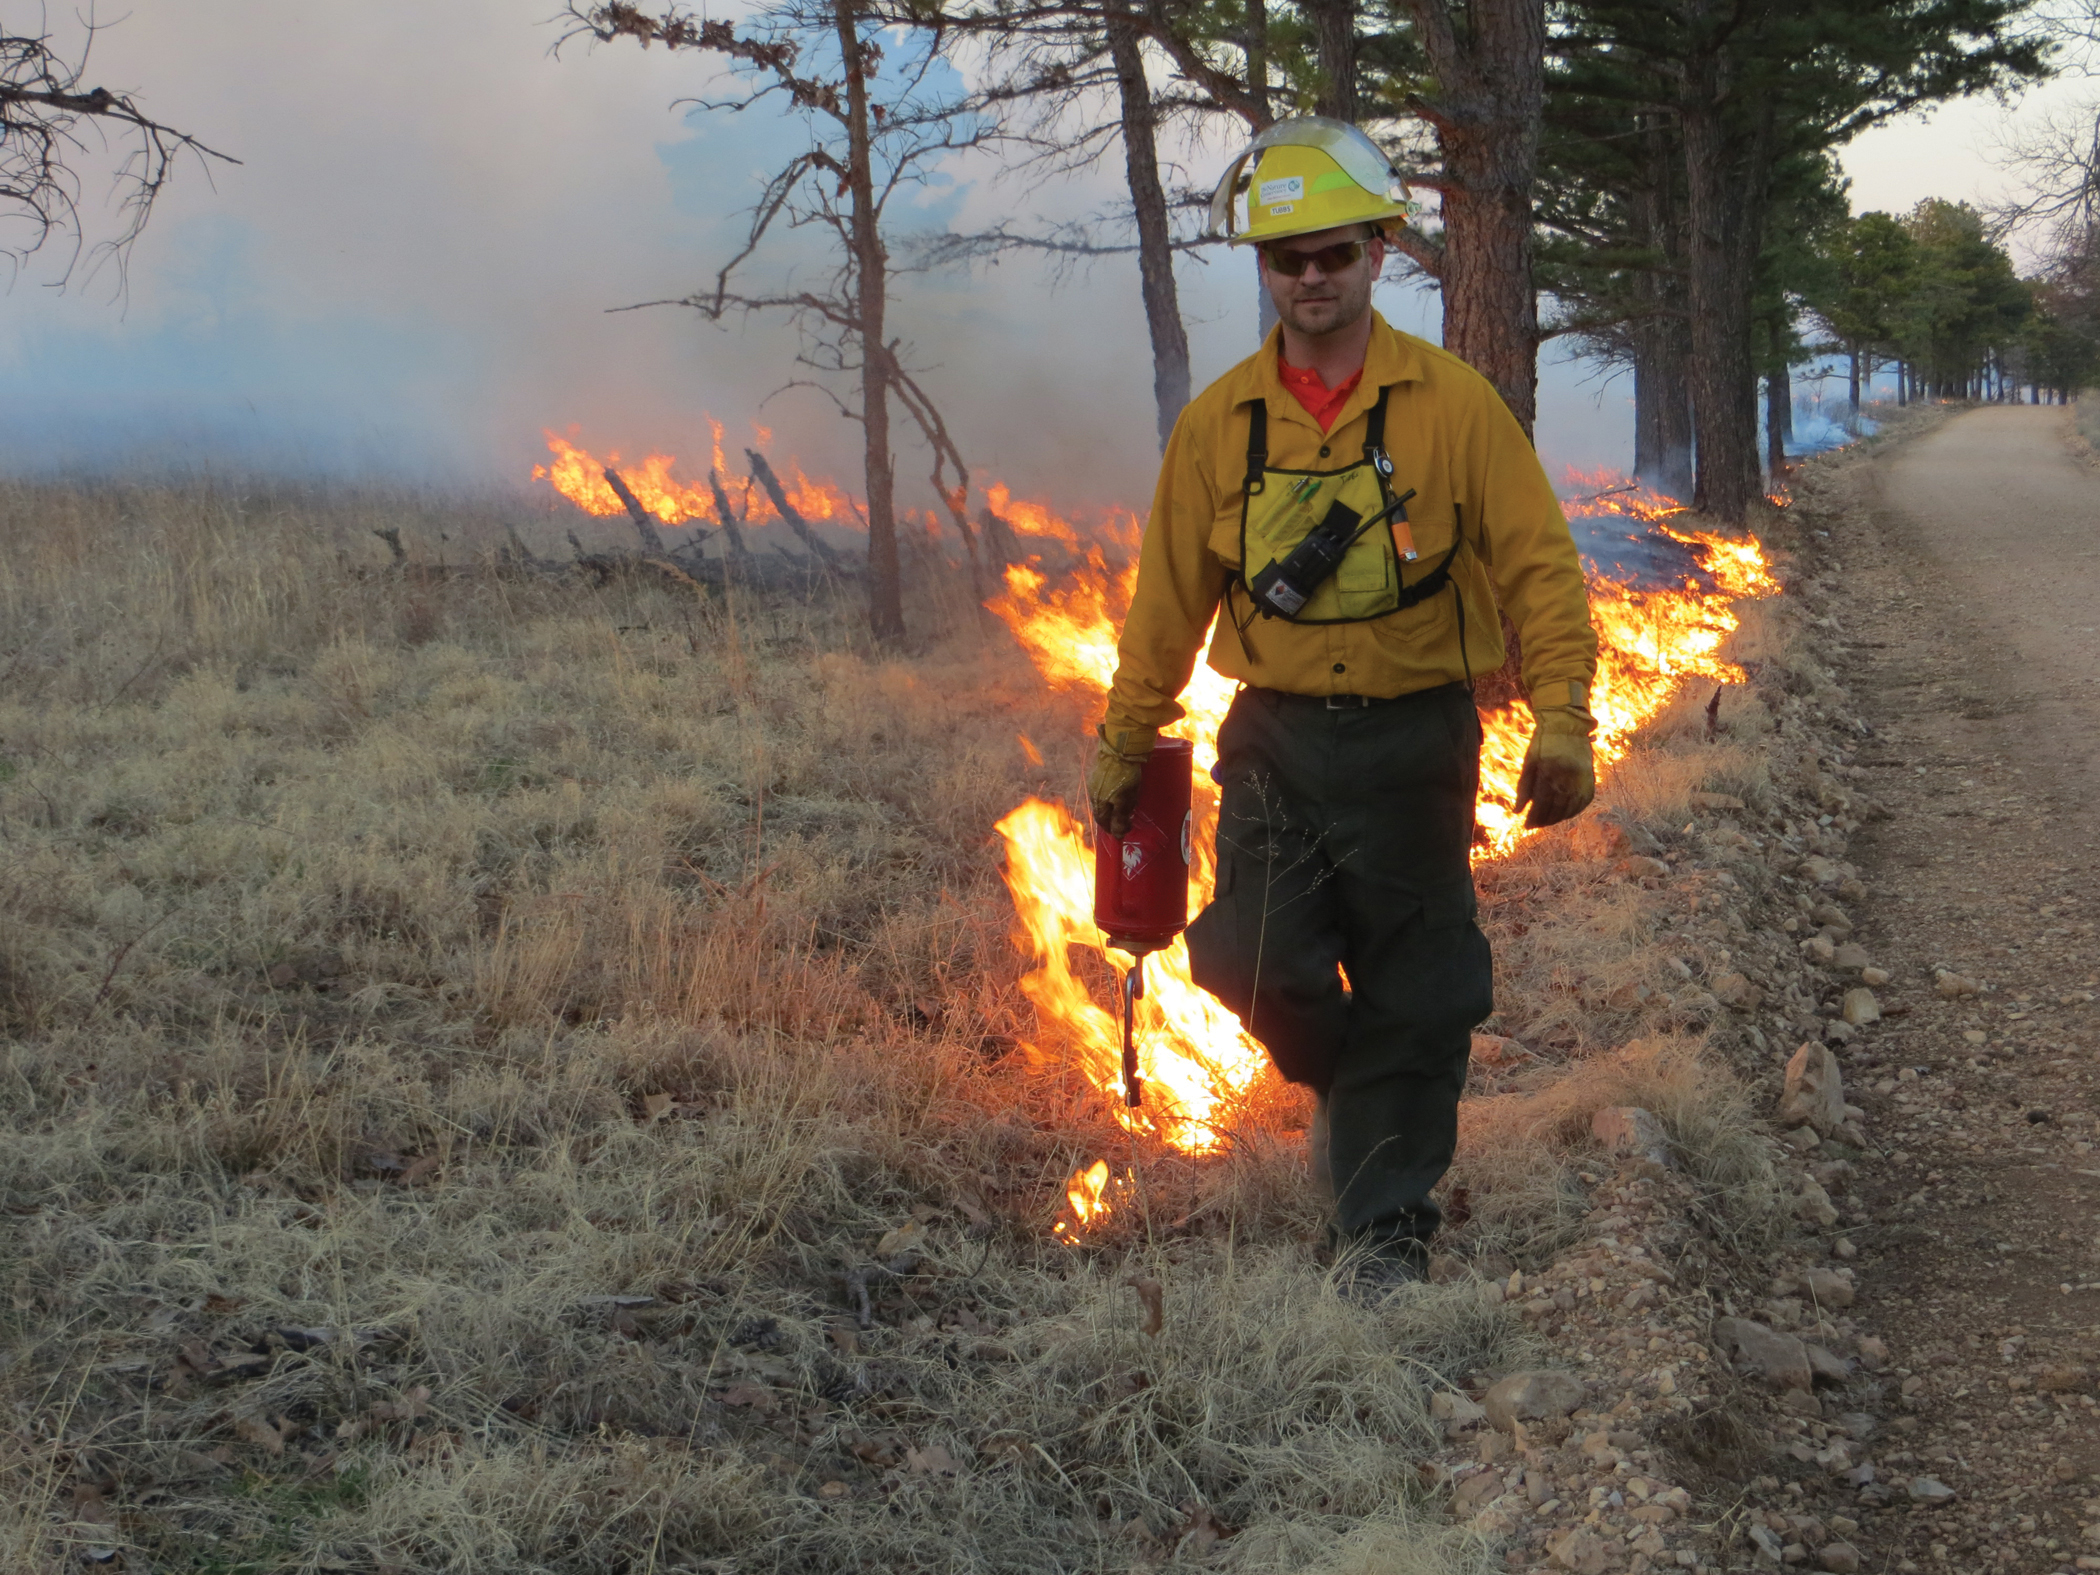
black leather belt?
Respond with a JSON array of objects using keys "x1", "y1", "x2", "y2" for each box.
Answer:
[{"x1": 1245, "y1": 682, "x2": 1467, "y2": 711}]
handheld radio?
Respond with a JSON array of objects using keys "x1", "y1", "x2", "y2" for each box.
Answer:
[{"x1": 1248, "y1": 488, "x2": 1417, "y2": 619}]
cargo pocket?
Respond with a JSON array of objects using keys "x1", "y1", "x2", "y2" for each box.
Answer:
[
  {"x1": 1417, "y1": 877, "x2": 1493, "y2": 1047},
  {"x1": 1332, "y1": 531, "x2": 1396, "y2": 620},
  {"x1": 1367, "y1": 514, "x2": 1459, "y2": 645},
  {"x1": 1185, "y1": 850, "x2": 1240, "y2": 1006},
  {"x1": 1421, "y1": 878, "x2": 1479, "y2": 930}
]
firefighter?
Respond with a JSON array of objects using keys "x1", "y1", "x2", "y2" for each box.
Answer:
[{"x1": 1088, "y1": 117, "x2": 1600, "y2": 1290}]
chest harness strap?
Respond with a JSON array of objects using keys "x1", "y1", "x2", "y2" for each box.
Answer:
[{"x1": 1238, "y1": 388, "x2": 1460, "y2": 613}]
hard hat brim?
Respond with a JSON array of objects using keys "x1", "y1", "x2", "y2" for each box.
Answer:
[{"x1": 1224, "y1": 205, "x2": 1414, "y2": 248}]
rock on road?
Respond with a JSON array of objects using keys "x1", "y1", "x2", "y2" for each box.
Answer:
[{"x1": 1822, "y1": 403, "x2": 2100, "y2": 1574}]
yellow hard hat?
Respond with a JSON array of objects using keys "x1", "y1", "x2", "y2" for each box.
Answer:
[{"x1": 1207, "y1": 116, "x2": 1414, "y2": 246}]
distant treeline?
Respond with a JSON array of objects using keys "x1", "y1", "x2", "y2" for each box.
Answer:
[{"x1": 1791, "y1": 199, "x2": 2096, "y2": 431}]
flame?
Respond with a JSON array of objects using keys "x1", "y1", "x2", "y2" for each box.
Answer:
[
  {"x1": 990, "y1": 471, "x2": 1782, "y2": 1223},
  {"x1": 1052, "y1": 1159, "x2": 1114, "y2": 1240},
  {"x1": 994, "y1": 794, "x2": 1266, "y2": 1156},
  {"x1": 1558, "y1": 466, "x2": 1692, "y2": 525},
  {"x1": 521, "y1": 427, "x2": 1786, "y2": 1237},
  {"x1": 981, "y1": 482, "x2": 1140, "y2": 552},
  {"x1": 530, "y1": 426, "x2": 857, "y2": 527}
]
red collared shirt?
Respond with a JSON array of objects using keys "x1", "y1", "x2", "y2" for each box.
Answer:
[{"x1": 1277, "y1": 357, "x2": 1363, "y2": 432}]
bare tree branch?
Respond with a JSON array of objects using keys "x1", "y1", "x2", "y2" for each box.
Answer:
[
  {"x1": 0, "y1": 17, "x2": 237, "y2": 284},
  {"x1": 1993, "y1": 101, "x2": 2100, "y2": 253},
  {"x1": 1383, "y1": 224, "x2": 1447, "y2": 281}
]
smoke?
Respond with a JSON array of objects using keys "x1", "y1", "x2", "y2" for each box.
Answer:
[
  {"x1": 0, "y1": 0, "x2": 1633, "y2": 508},
  {"x1": 1565, "y1": 513, "x2": 1713, "y2": 589}
]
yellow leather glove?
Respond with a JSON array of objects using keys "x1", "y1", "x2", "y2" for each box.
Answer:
[
  {"x1": 1087, "y1": 723, "x2": 1155, "y2": 835},
  {"x1": 1515, "y1": 688, "x2": 1596, "y2": 829}
]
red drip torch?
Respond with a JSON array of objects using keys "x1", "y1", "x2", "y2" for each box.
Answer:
[{"x1": 1092, "y1": 737, "x2": 1193, "y2": 1107}]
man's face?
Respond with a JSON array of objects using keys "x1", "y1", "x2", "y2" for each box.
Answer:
[{"x1": 1261, "y1": 226, "x2": 1384, "y2": 339}]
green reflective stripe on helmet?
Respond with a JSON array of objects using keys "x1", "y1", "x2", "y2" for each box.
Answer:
[
  {"x1": 1309, "y1": 169, "x2": 1360, "y2": 196},
  {"x1": 1241, "y1": 116, "x2": 1396, "y2": 201}
]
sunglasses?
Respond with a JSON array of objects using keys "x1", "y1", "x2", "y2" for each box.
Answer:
[{"x1": 1261, "y1": 240, "x2": 1368, "y2": 277}]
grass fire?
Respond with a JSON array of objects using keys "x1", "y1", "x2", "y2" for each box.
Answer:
[
  {"x1": 2, "y1": 423, "x2": 1824, "y2": 1571},
  {"x1": 981, "y1": 472, "x2": 1780, "y2": 1227}
]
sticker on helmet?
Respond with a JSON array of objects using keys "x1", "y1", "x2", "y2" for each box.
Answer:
[
  {"x1": 1258, "y1": 176, "x2": 1304, "y2": 206},
  {"x1": 1267, "y1": 203, "x2": 1294, "y2": 216}
]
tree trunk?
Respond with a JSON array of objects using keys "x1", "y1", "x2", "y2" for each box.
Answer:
[
  {"x1": 1633, "y1": 324, "x2": 1694, "y2": 500},
  {"x1": 1781, "y1": 393, "x2": 1793, "y2": 449},
  {"x1": 1680, "y1": 78, "x2": 1770, "y2": 524},
  {"x1": 1306, "y1": 0, "x2": 1356, "y2": 119},
  {"x1": 1655, "y1": 327, "x2": 1695, "y2": 500},
  {"x1": 1629, "y1": 113, "x2": 1693, "y2": 498},
  {"x1": 747, "y1": 449, "x2": 844, "y2": 565},
  {"x1": 1107, "y1": 5, "x2": 1191, "y2": 451},
  {"x1": 836, "y1": 0, "x2": 902, "y2": 640},
  {"x1": 1765, "y1": 366, "x2": 1789, "y2": 475},
  {"x1": 1405, "y1": 0, "x2": 1545, "y2": 435},
  {"x1": 1248, "y1": 0, "x2": 1278, "y2": 342},
  {"x1": 1245, "y1": 0, "x2": 1268, "y2": 121},
  {"x1": 1634, "y1": 345, "x2": 1662, "y2": 482},
  {"x1": 1848, "y1": 346, "x2": 1861, "y2": 423}
]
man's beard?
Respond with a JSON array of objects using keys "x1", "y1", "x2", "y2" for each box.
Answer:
[{"x1": 1276, "y1": 281, "x2": 1369, "y2": 338}]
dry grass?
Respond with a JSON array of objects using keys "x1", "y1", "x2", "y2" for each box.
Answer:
[
  {"x1": 0, "y1": 476, "x2": 1799, "y2": 1572},
  {"x1": 1448, "y1": 589, "x2": 1798, "y2": 1269},
  {"x1": 2075, "y1": 392, "x2": 2100, "y2": 456},
  {"x1": 0, "y1": 481, "x2": 1508, "y2": 1574}
]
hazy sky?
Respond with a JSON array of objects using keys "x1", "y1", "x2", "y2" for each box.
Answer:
[{"x1": 0, "y1": 2, "x2": 2084, "y2": 513}]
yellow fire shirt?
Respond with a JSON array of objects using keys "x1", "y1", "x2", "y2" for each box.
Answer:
[{"x1": 1103, "y1": 313, "x2": 1599, "y2": 742}]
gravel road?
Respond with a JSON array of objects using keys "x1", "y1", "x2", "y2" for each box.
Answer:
[{"x1": 1820, "y1": 403, "x2": 2100, "y2": 1573}]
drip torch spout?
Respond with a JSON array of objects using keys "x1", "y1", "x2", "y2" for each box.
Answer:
[{"x1": 1121, "y1": 955, "x2": 1146, "y2": 1107}]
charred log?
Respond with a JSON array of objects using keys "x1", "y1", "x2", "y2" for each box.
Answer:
[
  {"x1": 602, "y1": 467, "x2": 670, "y2": 555},
  {"x1": 564, "y1": 525, "x2": 711, "y2": 591},
  {"x1": 706, "y1": 469, "x2": 752, "y2": 559},
  {"x1": 746, "y1": 449, "x2": 844, "y2": 567},
  {"x1": 502, "y1": 524, "x2": 560, "y2": 573},
  {"x1": 978, "y1": 506, "x2": 1022, "y2": 570}
]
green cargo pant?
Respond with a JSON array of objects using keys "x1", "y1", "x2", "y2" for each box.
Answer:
[{"x1": 1185, "y1": 683, "x2": 1492, "y2": 1263}]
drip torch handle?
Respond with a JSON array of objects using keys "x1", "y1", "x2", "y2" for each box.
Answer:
[{"x1": 1121, "y1": 958, "x2": 1144, "y2": 1108}]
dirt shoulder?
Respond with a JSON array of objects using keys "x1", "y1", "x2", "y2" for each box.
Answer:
[{"x1": 1810, "y1": 403, "x2": 2100, "y2": 1573}]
